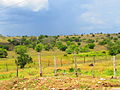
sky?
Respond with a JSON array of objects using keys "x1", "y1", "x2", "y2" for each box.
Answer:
[{"x1": 0, "y1": 0, "x2": 120, "y2": 36}]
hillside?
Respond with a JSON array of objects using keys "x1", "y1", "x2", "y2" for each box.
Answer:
[{"x1": 0, "y1": 33, "x2": 120, "y2": 89}]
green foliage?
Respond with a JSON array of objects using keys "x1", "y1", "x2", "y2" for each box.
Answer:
[
  {"x1": 107, "y1": 42, "x2": 120, "y2": 56},
  {"x1": 66, "y1": 44, "x2": 78, "y2": 54},
  {"x1": 99, "y1": 39, "x2": 110, "y2": 45},
  {"x1": 103, "y1": 69, "x2": 113, "y2": 75},
  {"x1": 69, "y1": 68, "x2": 74, "y2": 72},
  {"x1": 59, "y1": 45, "x2": 67, "y2": 51},
  {"x1": 66, "y1": 41, "x2": 71, "y2": 46},
  {"x1": 8, "y1": 39, "x2": 21, "y2": 45},
  {"x1": 0, "y1": 45, "x2": 9, "y2": 50},
  {"x1": 35, "y1": 44, "x2": 43, "y2": 52},
  {"x1": 77, "y1": 42, "x2": 81, "y2": 46},
  {"x1": 56, "y1": 41, "x2": 67, "y2": 51},
  {"x1": 0, "y1": 48, "x2": 8, "y2": 58},
  {"x1": 66, "y1": 48, "x2": 73, "y2": 54},
  {"x1": 79, "y1": 46, "x2": 90, "y2": 53},
  {"x1": 118, "y1": 36, "x2": 120, "y2": 38},
  {"x1": 44, "y1": 44, "x2": 53, "y2": 51},
  {"x1": 87, "y1": 43, "x2": 95, "y2": 49},
  {"x1": 14, "y1": 45, "x2": 27, "y2": 54},
  {"x1": 78, "y1": 51, "x2": 107, "y2": 57},
  {"x1": 16, "y1": 54, "x2": 32, "y2": 68}
]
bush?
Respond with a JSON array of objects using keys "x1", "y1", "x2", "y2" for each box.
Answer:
[
  {"x1": 69, "y1": 68, "x2": 74, "y2": 72},
  {"x1": 99, "y1": 39, "x2": 110, "y2": 45},
  {"x1": 77, "y1": 42, "x2": 81, "y2": 46},
  {"x1": 80, "y1": 46, "x2": 90, "y2": 53},
  {"x1": 44, "y1": 44, "x2": 53, "y2": 51},
  {"x1": 0, "y1": 45, "x2": 9, "y2": 50},
  {"x1": 0, "y1": 48, "x2": 8, "y2": 58},
  {"x1": 66, "y1": 48, "x2": 73, "y2": 54},
  {"x1": 87, "y1": 43, "x2": 95, "y2": 49}
]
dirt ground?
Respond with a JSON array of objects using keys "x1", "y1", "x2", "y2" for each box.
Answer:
[{"x1": 0, "y1": 76, "x2": 120, "y2": 90}]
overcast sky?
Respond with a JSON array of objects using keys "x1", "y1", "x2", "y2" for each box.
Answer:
[{"x1": 0, "y1": 0, "x2": 120, "y2": 36}]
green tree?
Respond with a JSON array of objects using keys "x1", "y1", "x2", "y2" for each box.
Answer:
[
  {"x1": 107, "y1": 42, "x2": 120, "y2": 56},
  {"x1": 14, "y1": 45, "x2": 32, "y2": 77},
  {"x1": 35, "y1": 44, "x2": 43, "y2": 77},
  {"x1": 16, "y1": 54, "x2": 32, "y2": 68}
]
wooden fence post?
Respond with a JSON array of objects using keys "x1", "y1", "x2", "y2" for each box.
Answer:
[
  {"x1": 93, "y1": 56, "x2": 96, "y2": 63},
  {"x1": 84, "y1": 56, "x2": 86, "y2": 63},
  {"x1": 113, "y1": 56, "x2": 116, "y2": 78},
  {"x1": 92, "y1": 60, "x2": 95, "y2": 78},
  {"x1": 54, "y1": 56, "x2": 57, "y2": 76},
  {"x1": 60, "y1": 58, "x2": 63, "y2": 67},
  {"x1": 16, "y1": 60, "x2": 18, "y2": 78},
  {"x1": 48, "y1": 59, "x2": 50, "y2": 66},
  {"x1": 38, "y1": 52, "x2": 42, "y2": 77},
  {"x1": 74, "y1": 52, "x2": 78, "y2": 77},
  {"x1": 5, "y1": 63, "x2": 8, "y2": 72}
]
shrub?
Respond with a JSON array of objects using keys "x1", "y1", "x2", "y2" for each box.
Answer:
[
  {"x1": 0, "y1": 48, "x2": 8, "y2": 58},
  {"x1": 0, "y1": 45, "x2": 9, "y2": 50},
  {"x1": 86, "y1": 39, "x2": 95, "y2": 43},
  {"x1": 69, "y1": 68, "x2": 74, "y2": 72},
  {"x1": 99, "y1": 39, "x2": 110, "y2": 45},
  {"x1": 66, "y1": 48, "x2": 73, "y2": 54},
  {"x1": 80, "y1": 46, "x2": 90, "y2": 53},
  {"x1": 87, "y1": 43, "x2": 95, "y2": 49}
]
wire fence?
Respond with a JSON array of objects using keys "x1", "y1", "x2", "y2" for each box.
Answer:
[{"x1": 0, "y1": 55, "x2": 120, "y2": 72}]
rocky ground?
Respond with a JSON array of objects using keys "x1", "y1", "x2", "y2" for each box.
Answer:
[{"x1": 0, "y1": 76, "x2": 120, "y2": 90}]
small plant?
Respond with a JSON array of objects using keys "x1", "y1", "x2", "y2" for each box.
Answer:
[
  {"x1": 69, "y1": 68, "x2": 74, "y2": 72},
  {"x1": 77, "y1": 68, "x2": 81, "y2": 72},
  {"x1": 57, "y1": 69, "x2": 62, "y2": 72},
  {"x1": 80, "y1": 85, "x2": 86, "y2": 89},
  {"x1": 64, "y1": 54, "x2": 67, "y2": 56}
]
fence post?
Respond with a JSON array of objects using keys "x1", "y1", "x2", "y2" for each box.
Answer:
[
  {"x1": 5, "y1": 63, "x2": 8, "y2": 72},
  {"x1": 54, "y1": 56, "x2": 57, "y2": 76},
  {"x1": 60, "y1": 58, "x2": 63, "y2": 67},
  {"x1": 74, "y1": 52, "x2": 78, "y2": 77},
  {"x1": 48, "y1": 59, "x2": 50, "y2": 66},
  {"x1": 113, "y1": 56, "x2": 116, "y2": 78},
  {"x1": 92, "y1": 60, "x2": 95, "y2": 78},
  {"x1": 38, "y1": 52, "x2": 42, "y2": 77},
  {"x1": 84, "y1": 56, "x2": 86, "y2": 63},
  {"x1": 93, "y1": 56, "x2": 96, "y2": 63},
  {"x1": 16, "y1": 60, "x2": 18, "y2": 78}
]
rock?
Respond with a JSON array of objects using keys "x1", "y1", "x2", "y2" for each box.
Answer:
[
  {"x1": 97, "y1": 81, "x2": 101, "y2": 84},
  {"x1": 24, "y1": 88, "x2": 27, "y2": 90},
  {"x1": 100, "y1": 78, "x2": 106, "y2": 81}
]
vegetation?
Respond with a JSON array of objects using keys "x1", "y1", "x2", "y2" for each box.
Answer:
[
  {"x1": 0, "y1": 33, "x2": 120, "y2": 89},
  {"x1": 0, "y1": 48, "x2": 8, "y2": 58}
]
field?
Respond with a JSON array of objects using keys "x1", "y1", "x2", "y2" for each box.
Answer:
[{"x1": 0, "y1": 34, "x2": 120, "y2": 89}]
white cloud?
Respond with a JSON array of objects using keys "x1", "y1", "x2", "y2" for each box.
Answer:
[
  {"x1": 80, "y1": 12, "x2": 105, "y2": 25},
  {"x1": 80, "y1": 0, "x2": 120, "y2": 30},
  {"x1": 0, "y1": 0, "x2": 48, "y2": 12}
]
